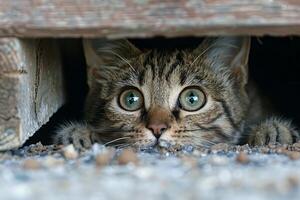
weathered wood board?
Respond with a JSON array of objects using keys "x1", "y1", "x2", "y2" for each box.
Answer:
[
  {"x1": 0, "y1": 0, "x2": 300, "y2": 38},
  {"x1": 0, "y1": 39, "x2": 65, "y2": 150}
]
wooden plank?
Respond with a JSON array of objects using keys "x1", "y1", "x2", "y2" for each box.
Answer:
[
  {"x1": 0, "y1": 39, "x2": 65, "y2": 150},
  {"x1": 0, "y1": 0, "x2": 300, "y2": 38}
]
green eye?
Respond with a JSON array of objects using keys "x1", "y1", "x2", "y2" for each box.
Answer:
[
  {"x1": 119, "y1": 88, "x2": 144, "y2": 111},
  {"x1": 179, "y1": 87, "x2": 206, "y2": 111}
]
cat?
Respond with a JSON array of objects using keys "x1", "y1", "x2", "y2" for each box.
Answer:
[{"x1": 54, "y1": 37, "x2": 299, "y2": 151}]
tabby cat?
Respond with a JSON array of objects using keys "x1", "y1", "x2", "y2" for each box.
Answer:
[{"x1": 55, "y1": 37, "x2": 299, "y2": 151}]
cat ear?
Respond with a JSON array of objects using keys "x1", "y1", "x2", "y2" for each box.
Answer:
[
  {"x1": 83, "y1": 39, "x2": 142, "y2": 86},
  {"x1": 193, "y1": 37, "x2": 251, "y2": 86},
  {"x1": 83, "y1": 38, "x2": 141, "y2": 67}
]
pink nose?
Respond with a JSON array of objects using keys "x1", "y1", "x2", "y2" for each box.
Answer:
[{"x1": 147, "y1": 123, "x2": 168, "y2": 139}]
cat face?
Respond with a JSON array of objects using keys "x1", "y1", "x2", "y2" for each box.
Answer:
[{"x1": 83, "y1": 37, "x2": 251, "y2": 150}]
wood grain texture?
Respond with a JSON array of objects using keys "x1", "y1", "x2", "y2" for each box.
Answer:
[
  {"x1": 0, "y1": 39, "x2": 65, "y2": 150},
  {"x1": 0, "y1": 0, "x2": 300, "y2": 38}
]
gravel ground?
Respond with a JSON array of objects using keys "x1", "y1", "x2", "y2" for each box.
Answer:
[{"x1": 1, "y1": 142, "x2": 300, "y2": 200}]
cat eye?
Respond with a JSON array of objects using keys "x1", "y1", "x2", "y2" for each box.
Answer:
[
  {"x1": 119, "y1": 88, "x2": 144, "y2": 111},
  {"x1": 179, "y1": 87, "x2": 206, "y2": 111}
]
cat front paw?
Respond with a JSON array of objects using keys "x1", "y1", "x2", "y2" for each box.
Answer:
[
  {"x1": 54, "y1": 122, "x2": 94, "y2": 151},
  {"x1": 248, "y1": 118, "x2": 299, "y2": 146}
]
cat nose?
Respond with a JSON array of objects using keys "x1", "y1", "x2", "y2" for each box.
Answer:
[{"x1": 147, "y1": 123, "x2": 168, "y2": 139}]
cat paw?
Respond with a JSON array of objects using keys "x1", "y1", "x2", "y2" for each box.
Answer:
[
  {"x1": 248, "y1": 118, "x2": 300, "y2": 146},
  {"x1": 54, "y1": 122, "x2": 94, "y2": 151}
]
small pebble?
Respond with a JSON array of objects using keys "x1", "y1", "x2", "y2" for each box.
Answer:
[
  {"x1": 275, "y1": 147, "x2": 288, "y2": 154},
  {"x1": 95, "y1": 148, "x2": 116, "y2": 167},
  {"x1": 28, "y1": 142, "x2": 48, "y2": 153},
  {"x1": 117, "y1": 148, "x2": 139, "y2": 165},
  {"x1": 236, "y1": 152, "x2": 250, "y2": 164},
  {"x1": 287, "y1": 176, "x2": 299, "y2": 188},
  {"x1": 181, "y1": 156, "x2": 198, "y2": 168},
  {"x1": 210, "y1": 143, "x2": 229, "y2": 153},
  {"x1": 286, "y1": 151, "x2": 300, "y2": 160},
  {"x1": 292, "y1": 142, "x2": 300, "y2": 151},
  {"x1": 63, "y1": 144, "x2": 78, "y2": 160},
  {"x1": 44, "y1": 156, "x2": 65, "y2": 167},
  {"x1": 268, "y1": 144, "x2": 277, "y2": 149},
  {"x1": 260, "y1": 147, "x2": 270, "y2": 154},
  {"x1": 209, "y1": 155, "x2": 229, "y2": 165},
  {"x1": 23, "y1": 159, "x2": 41, "y2": 170}
]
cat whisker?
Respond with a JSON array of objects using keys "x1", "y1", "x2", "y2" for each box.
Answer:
[
  {"x1": 115, "y1": 144, "x2": 130, "y2": 149},
  {"x1": 182, "y1": 129, "x2": 203, "y2": 132},
  {"x1": 201, "y1": 143, "x2": 214, "y2": 149},
  {"x1": 191, "y1": 41, "x2": 239, "y2": 66},
  {"x1": 195, "y1": 137, "x2": 218, "y2": 147},
  {"x1": 183, "y1": 128, "x2": 230, "y2": 137},
  {"x1": 197, "y1": 142, "x2": 215, "y2": 149},
  {"x1": 103, "y1": 136, "x2": 131, "y2": 146},
  {"x1": 97, "y1": 49, "x2": 136, "y2": 73},
  {"x1": 112, "y1": 141, "x2": 134, "y2": 147},
  {"x1": 202, "y1": 140, "x2": 217, "y2": 146},
  {"x1": 190, "y1": 125, "x2": 235, "y2": 139},
  {"x1": 190, "y1": 42, "x2": 217, "y2": 66},
  {"x1": 114, "y1": 142, "x2": 137, "y2": 149}
]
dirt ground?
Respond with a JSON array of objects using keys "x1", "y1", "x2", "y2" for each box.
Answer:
[{"x1": 1, "y1": 142, "x2": 300, "y2": 200}]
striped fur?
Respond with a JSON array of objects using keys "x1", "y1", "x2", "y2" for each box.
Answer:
[{"x1": 54, "y1": 37, "x2": 299, "y2": 150}]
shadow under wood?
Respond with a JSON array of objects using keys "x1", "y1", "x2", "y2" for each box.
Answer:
[
  {"x1": 24, "y1": 39, "x2": 88, "y2": 146},
  {"x1": 24, "y1": 36, "x2": 300, "y2": 146}
]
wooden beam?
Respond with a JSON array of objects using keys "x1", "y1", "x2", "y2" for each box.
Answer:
[
  {"x1": 0, "y1": 39, "x2": 65, "y2": 150},
  {"x1": 0, "y1": 0, "x2": 300, "y2": 38}
]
